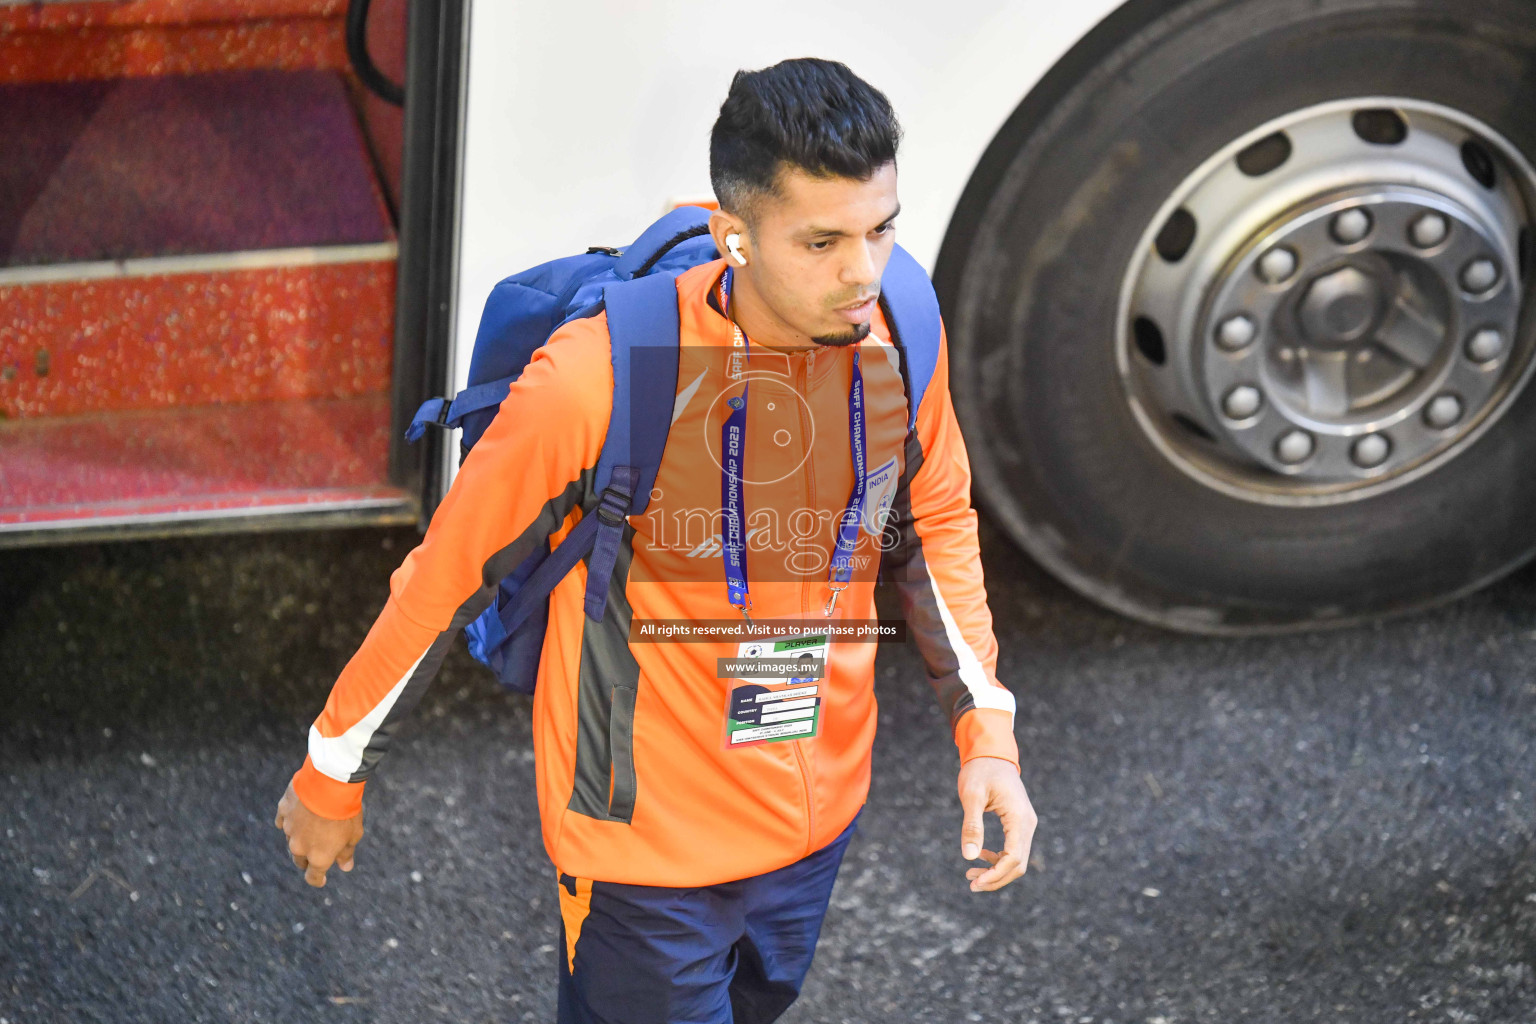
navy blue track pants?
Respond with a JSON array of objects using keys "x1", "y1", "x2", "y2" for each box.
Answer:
[{"x1": 555, "y1": 814, "x2": 858, "y2": 1023}]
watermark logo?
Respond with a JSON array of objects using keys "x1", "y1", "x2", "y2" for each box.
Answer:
[{"x1": 622, "y1": 344, "x2": 918, "y2": 583}]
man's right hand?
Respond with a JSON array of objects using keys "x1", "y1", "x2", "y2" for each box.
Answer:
[{"x1": 274, "y1": 780, "x2": 364, "y2": 888}]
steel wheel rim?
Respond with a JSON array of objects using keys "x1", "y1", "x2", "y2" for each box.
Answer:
[{"x1": 1116, "y1": 98, "x2": 1536, "y2": 506}]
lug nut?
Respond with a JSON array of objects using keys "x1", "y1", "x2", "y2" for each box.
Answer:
[
  {"x1": 1424, "y1": 393, "x2": 1463, "y2": 429},
  {"x1": 1350, "y1": 433, "x2": 1390, "y2": 468},
  {"x1": 1275, "y1": 429, "x2": 1315, "y2": 464},
  {"x1": 1256, "y1": 246, "x2": 1298, "y2": 284},
  {"x1": 1409, "y1": 213, "x2": 1449, "y2": 248},
  {"x1": 1216, "y1": 315, "x2": 1257, "y2": 351},
  {"x1": 1331, "y1": 208, "x2": 1372, "y2": 244},
  {"x1": 1222, "y1": 385, "x2": 1263, "y2": 420},
  {"x1": 1460, "y1": 257, "x2": 1501, "y2": 294},
  {"x1": 1466, "y1": 327, "x2": 1504, "y2": 363}
]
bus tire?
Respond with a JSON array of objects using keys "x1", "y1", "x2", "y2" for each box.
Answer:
[{"x1": 939, "y1": 0, "x2": 1536, "y2": 633}]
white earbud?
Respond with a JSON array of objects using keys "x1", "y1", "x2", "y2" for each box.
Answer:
[{"x1": 725, "y1": 232, "x2": 747, "y2": 266}]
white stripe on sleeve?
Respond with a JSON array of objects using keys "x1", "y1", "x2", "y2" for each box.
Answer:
[
  {"x1": 923, "y1": 563, "x2": 1016, "y2": 716},
  {"x1": 308, "y1": 648, "x2": 430, "y2": 782}
]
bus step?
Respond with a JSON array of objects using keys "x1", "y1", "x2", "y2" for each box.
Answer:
[
  {"x1": 0, "y1": 68, "x2": 397, "y2": 418},
  {"x1": 0, "y1": 393, "x2": 413, "y2": 538}
]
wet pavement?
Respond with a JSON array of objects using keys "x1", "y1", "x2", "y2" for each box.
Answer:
[{"x1": 2, "y1": 518, "x2": 1534, "y2": 1023}]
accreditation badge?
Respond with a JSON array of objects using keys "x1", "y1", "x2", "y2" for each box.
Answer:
[
  {"x1": 861, "y1": 455, "x2": 899, "y2": 537},
  {"x1": 721, "y1": 628, "x2": 829, "y2": 748}
]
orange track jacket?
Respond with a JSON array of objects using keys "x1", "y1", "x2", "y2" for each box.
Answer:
[{"x1": 292, "y1": 260, "x2": 1018, "y2": 887}]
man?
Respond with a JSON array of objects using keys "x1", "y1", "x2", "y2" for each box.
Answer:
[{"x1": 275, "y1": 58, "x2": 1036, "y2": 1023}]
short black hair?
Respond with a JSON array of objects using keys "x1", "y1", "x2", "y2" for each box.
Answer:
[{"x1": 710, "y1": 58, "x2": 901, "y2": 222}]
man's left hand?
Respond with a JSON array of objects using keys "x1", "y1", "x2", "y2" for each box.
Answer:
[{"x1": 957, "y1": 756, "x2": 1037, "y2": 892}]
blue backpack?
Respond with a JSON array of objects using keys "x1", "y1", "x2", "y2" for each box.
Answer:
[{"x1": 405, "y1": 204, "x2": 942, "y2": 694}]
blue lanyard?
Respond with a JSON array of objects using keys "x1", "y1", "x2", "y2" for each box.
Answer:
[{"x1": 719, "y1": 268, "x2": 867, "y2": 621}]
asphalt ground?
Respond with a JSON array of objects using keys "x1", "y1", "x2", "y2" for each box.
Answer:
[{"x1": 2, "y1": 517, "x2": 1534, "y2": 1023}]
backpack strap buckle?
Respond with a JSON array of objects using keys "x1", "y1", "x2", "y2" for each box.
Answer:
[
  {"x1": 584, "y1": 471, "x2": 639, "y2": 621},
  {"x1": 594, "y1": 483, "x2": 631, "y2": 527}
]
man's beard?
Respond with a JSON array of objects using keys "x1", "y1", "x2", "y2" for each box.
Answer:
[{"x1": 811, "y1": 321, "x2": 873, "y2": 348}]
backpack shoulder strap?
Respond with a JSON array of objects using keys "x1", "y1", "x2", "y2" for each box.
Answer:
[
  {"x1": 596, "y1": 272, "x2": 682, "y2": 511},
  {"x1": 877, "y1": 244, "x2": 942, "y2": 433},
  {"x1": 577, "y1": 271, "x2": 682, "y2": 621}
]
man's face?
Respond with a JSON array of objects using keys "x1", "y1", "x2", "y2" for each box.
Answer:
[{"x1": 747, "y1": 162, "x2": 899, "y2": 347}]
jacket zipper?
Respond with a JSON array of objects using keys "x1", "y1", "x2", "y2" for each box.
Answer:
[{"x1": 792, "y1": 348, "x2": 817, "y2": 856}]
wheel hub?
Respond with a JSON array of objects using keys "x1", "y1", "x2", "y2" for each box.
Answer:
[{"x1": 1296, "y1": 265, "x2": 1383, "y2": 346}]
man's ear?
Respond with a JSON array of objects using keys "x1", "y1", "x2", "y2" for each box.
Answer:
[{"x1": 708, "y1": 209, "x2": 749, "y2": 266}]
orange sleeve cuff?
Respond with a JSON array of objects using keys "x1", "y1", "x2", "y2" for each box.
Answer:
[
  {"x1": 953, "y1": 707, "x2": 1019, "y2": 769},
  {"x1": 292, "y1": 754, "x2": 367, "y2": 820}
]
